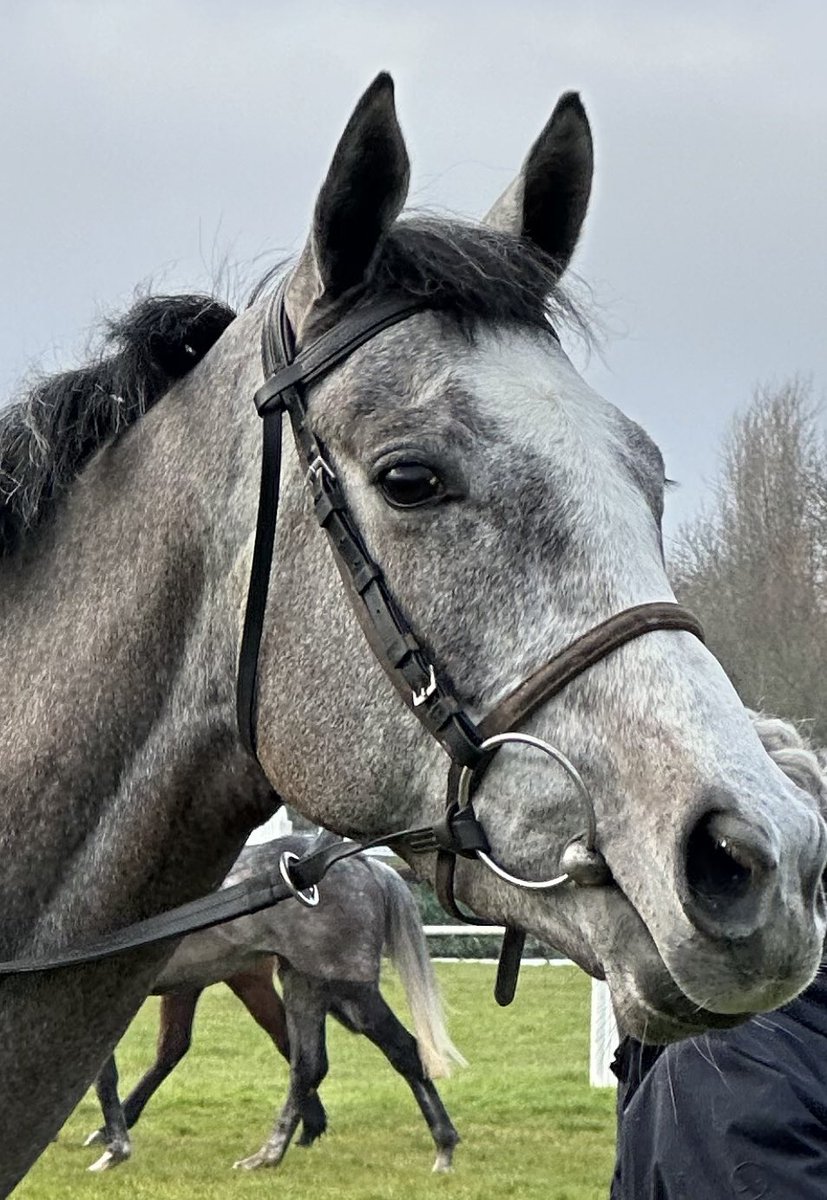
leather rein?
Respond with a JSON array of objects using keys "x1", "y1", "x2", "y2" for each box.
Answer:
[{"x1": 0, "y1": 285, "x2": 703, "y2": 993}]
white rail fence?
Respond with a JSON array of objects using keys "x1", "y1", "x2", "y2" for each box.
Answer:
[{"x1": 423, "y1": 925, "x2": 618, "y2": 1089}]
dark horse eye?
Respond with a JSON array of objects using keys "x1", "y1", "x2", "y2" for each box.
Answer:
[{"x1": 378, "y1": 462, "x2": 444, "y2": 509}]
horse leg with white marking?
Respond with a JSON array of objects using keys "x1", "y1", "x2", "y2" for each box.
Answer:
[
  {"x1": 84, "y1": 1055, "x2": 131, "y2": 1172},
  {"x1": 330, "y1": 980, "x2": 460, "y2": 1173},
  {"x1": 234, "y1": 966, "x2": 330, "y2": 1170},
  {"x1": 225, "y1": 961, "x2": 329, "y2": 1148},
  {"x1": 85, "y1": 988, "x2": 202, "y2": 1158}
]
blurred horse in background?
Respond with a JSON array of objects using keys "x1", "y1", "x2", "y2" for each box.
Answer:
[{"x1": 85, "y1": 836, "x2": 463, "y2": 1173}]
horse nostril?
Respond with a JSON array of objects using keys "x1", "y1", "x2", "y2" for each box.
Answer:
[{"x1": 685, "y1": 811, "x2": 776, "y2": 912}]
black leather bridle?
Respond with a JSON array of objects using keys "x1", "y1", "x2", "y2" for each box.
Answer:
[{"x1": 0, "y1": 282, "x2": 703, "y2": 997}]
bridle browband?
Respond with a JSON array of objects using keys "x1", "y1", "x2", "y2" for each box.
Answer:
[{"x1": 0, "y1": 282, "x2": 703, "y2": 995}]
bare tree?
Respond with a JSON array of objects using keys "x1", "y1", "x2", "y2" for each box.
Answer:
[{"x1": 670, "y1": 379, "x2": 827, "y2": 743}]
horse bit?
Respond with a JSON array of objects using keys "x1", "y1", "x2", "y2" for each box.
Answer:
[{"x1": 0, "y1": 281, "x2": 703, "y2": 997}]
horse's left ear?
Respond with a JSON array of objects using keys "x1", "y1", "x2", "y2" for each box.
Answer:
[
  {"x1": 288, "y1": 73, "x2": 410, "y2": 335},
  {"x1": 483, "y1": 92, "x2": 593, "y2": 279}
]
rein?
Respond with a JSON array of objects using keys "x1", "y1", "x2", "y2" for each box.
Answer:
[{"x1": 0, "y1": 284, "x2": 703, "y2": 995}]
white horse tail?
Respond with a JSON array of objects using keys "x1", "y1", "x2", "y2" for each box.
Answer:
[{"x1": 367, "y1": 858, "x2": 467, "y2": 1080}]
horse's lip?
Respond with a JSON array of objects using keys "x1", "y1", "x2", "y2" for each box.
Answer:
[
  {"x1": 462, "y1": 860, "x2": 756, "y2": 1038},
  {"x1": 633, "y1": 910, "x2": 769, "y2": 1033},
  {"x1": 562, "y1": 879, "x2": 754, "y2": 1041}
]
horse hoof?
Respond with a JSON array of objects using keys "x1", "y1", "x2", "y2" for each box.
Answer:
[
  {"x1": 233, "y1": 1150, "x2": 281, "y2": 1170},
  {"x1": 83, "y1": 1129, "x2": 105, "y2": 1147},
  {"x1": 87, "y1": 1145, "x2": 131, "y2": 1172},
  {"x1": 432, "y1": 1149, "x2": 454, "y2": 1173},
  {"x1": 233, "y1": 1154, "x2": 262, "y2": 1170}
]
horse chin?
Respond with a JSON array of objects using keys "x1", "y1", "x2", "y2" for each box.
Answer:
[
  {"x1": 506, "y1": 881, "x2": 755, "y2": 1043},
  {"x1": 604, "y1": 957, "x2": 752, "y2": 1044}
]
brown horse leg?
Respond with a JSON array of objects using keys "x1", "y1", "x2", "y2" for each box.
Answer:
[
  {"x1": 85, "y1": 989, "x2": 201, "y2": 1150},
  {"x1": 225, "y1": 959, "x2": 289, "y2": 1057},
  {"x1": 120, "y1": 989, "x2": 202, "y2": 1127},
  {"x1": 226, "y1": 960, "x2": 328, "y2": 1148}
]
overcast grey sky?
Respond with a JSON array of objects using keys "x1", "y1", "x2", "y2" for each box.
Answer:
[{"x1": 1, "y1": 1, "x2": 825, "y2": 540}]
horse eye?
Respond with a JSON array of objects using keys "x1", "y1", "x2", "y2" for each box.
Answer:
[{"x1": 378, "y1": 462, "x2": 444, "y2": 509}]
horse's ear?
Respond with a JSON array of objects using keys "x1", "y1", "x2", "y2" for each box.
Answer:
[
  {"x1": 483, "y1": 92, "x2": 593, "y2": 279},
  {"x1": 287, "y1": 73, "x2": 410, "y2": 333}
]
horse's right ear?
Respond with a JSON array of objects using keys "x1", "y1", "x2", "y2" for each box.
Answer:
[
  {"x1": 483, "y1": 92, "x2": 593, "y2": 280},
  {"x1": 287, "y1": 73, "x2": 410, "y2": 337}
]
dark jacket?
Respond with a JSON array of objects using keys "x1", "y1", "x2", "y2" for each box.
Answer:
[{"x1": 611, "y1": 967, "x2": 827, "y2": 1199}]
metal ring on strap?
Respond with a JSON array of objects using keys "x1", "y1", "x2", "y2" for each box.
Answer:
[
  {"x1": 278, "y1": 851, "x2": 321, "y2": 907},
  {"x1": 456, "y1": 731, "x2": 597, "y2": 891}
]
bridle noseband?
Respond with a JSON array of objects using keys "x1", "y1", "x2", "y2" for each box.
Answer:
[{"x1": 0, "y1": 283, "x2": 703, "y2": 993}]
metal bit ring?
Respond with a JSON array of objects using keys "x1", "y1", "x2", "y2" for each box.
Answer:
[
  {"x1": 457, "y1": 731, "x2": 598, "y2": 891},
  {"x1": 278, "y1": 851, "x2": 320, "y2": 907}
]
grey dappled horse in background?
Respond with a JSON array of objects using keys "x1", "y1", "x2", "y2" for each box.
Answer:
[
  {"x1": 2, "y1": 75, "x2": 826, "y2": 1191},
  {"x1": 85, "y1": 837, "x2": 462, "y2": 1173}
]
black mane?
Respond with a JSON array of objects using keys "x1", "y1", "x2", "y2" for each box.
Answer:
[
  {"x1": 252, "y1": 216, "x2": 589, "y2": 340},
  {"x1": 0, "y1": 294, "x2": 235, "y2": 558}
]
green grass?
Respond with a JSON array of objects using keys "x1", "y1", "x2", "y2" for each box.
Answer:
[{"x1": 21, "y1": 964, "x2": 617, "y2": 1200}]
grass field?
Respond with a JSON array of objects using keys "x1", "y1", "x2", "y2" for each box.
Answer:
[{"x1": 20, "y1": 963, "x2": 617, "y2": 1200}]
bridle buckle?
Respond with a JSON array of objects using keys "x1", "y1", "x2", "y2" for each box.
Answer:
[
  {"x1": 306, "y1": 454, "x2": 335, "y2": 487},
  {"x1": 412, "y1": 664, "x2": 438, "y2": 708}
]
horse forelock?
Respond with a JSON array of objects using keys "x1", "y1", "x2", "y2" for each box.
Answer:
[
  {"x1": 0, "y1": 294, "x2": 236, "y2": 560},
  {"x1": 251, "y1": 216, "x2": 592, "y2": 346}
]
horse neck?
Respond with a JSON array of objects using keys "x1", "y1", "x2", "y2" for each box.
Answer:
[{"x1": 0, "y1": 308, "x2": 271, "y2": 955}]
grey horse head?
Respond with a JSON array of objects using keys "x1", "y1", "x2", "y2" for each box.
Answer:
[
  {"x1": 2, "y1": 73, "x2": 826, "y2": 1188},
  {"x1": 245, "y1": 75, "x2": 827, "y2": 1041}
]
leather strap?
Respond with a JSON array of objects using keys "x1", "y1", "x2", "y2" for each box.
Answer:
[
  {"x1": 0, "y1": 867, "x2": 296, "y2": 975},
  {"x1": 478, "y1": 602, "x2": 705, "y2": 739},
  {"x1": 495, "y1": 927, "x2": 527, "y2": 1006},
  {"x1": 236, "y1": 409, "x2": 284, "y2": 756},
  {"x1": 0, "y1": 831, "x2": 409, "y2": 976},
  {"x1": 262, "y1": 288, "x2": 486, "y2": 769},
  {"x1": 255, "y1": 295, "x2": 431, "y2": 414}
]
